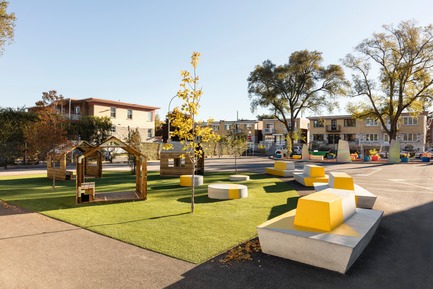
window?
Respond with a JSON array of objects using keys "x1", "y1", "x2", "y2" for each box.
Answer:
[
  {"x1": 110, "y1": 107, "x2": 116, "y2": 118},
  {"x1": 74, "y1": 106, "x2": 80, "y2": 114},
  {"x1": 147, "y1": 111, "x2": 153, "y2": 122},
  {"x1": 147, "y1": 129, "x2": 153, "y2": 138},
  {"x1": 212, "y1": 125, "x2": 220, "y2": 131},
  {"x1": 225, "y1": 124, "x2": 231, "y2": 130},
  {"x1": 403, "y1": 117, "x2": 418, "y2": 125},
  {"x1": 327, "y1": 134, "x2": 340, "y2": 144},
  {"x1": 383, "y1": 134, "x2": 390, "y2": 142},
  {"x1": 313, "y1": 119, "x2": 324, "y2": 128},
  {"x1": 344, "y1": 134, "x2": 356, "y2": 141},
  {"x1": 344, "y1": 119, "x2": 356, "y2": 127},
  {"x1": 127, "y1": 109, "x2": 133, "y2": 119},
  {"x1": 366, "y1": 134, "x2": 378, "y2": 141},
  {"x1": 365, "y1": 118, "x2": 378, "y2": 126},
  {"x1": 402, "y1": 133, "x2": 416, "y2": 142},
  {"x1": 312, "y1": 134, "x2": 324, "y2": 142}
]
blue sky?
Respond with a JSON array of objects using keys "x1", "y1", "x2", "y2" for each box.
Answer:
[{"x1": 1, "y1": 0, "x2": 432, "y2": 121}]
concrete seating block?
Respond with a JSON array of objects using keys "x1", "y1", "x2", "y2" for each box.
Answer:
[
  {"x1": 180, "y1": 175, "x2": 203, "y2": 187},
  {"x1": 353, "y1": 184, "x2": 377, "y2": 209},
  {"x1": 229, "y1": 175, "x2": 250, "y2": 181},
  {"x1": 294, "y1": 189, "x2": 356, "y2": 231},
  {"x1": 265, "y1": 161, "x2": 300, "y2": 177},
  {"x1": 329, "y1": 172, "x2": 355, "y2": 190},
  {"x1": 314, "y1": 182, "x2": 377, "y2": 209},
  {"x1": 303, "y1": 164, "x2": 325, "y2": 177},
  {"x1": 208, "y1": 183, "x2": 248, "y2": 199},
  {"x1": 274, "y1": 161, "x2": 295, "y2": 170},
  {"x1": 257, "y1": 208, "x2": 383, "y2": 273}
]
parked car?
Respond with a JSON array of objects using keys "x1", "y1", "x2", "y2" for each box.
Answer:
[{"x1": 415, "y1": 148, "x2": 433, "y2": 158}]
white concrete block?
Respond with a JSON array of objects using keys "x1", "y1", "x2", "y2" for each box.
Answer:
[{"x1": 257, "y1": 208, "x2": 383, "y2": 273}]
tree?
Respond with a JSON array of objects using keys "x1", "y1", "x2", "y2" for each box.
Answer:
[
  {"x1": 0, "y1": 1, "x2": 15, "y2": 54},
  {"x1": 256, "y1": 114, "x2": 276, "y2": 120},
  {"x1": 344, "y1": 20, "x2": 433, "y2": 141},
  {"x1": 224, "y1": 126, "x2": 248, "y2": 175},
  {"x1": 127, "y1": 127, "x2": 141, "y2": 174},
  {"x1": 167, "y1": 52, "x2": 219, "y2": 213},
  {"x1": 0, "y1": 107, "x2": 36, "y2": 168},
  {"x1": 24, "y1": 91, "x2": 71, "y2": 189},
  {"x1": 69, "y1": 115, "x2": 112, "y2": 144},
  {"x1": 248, "y1": 50, "x2": 348, "y2": 154}
]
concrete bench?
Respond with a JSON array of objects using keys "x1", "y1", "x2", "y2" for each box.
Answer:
[
  {"x1": 229, "y1": 175, "x2": 250, "y2": 181},
  {"x1": 293, "y1": 164, "x2": 328, "y2": 186},
  {"x1": 180, "y1": 175, "x2": 203, "y2": 187},
  {"x1": 257, "y1": 187, "x2": 383, "y2": 273},
  {"x1": 265, "y1": 161, "x2": 300, "y2": 177},
  {"x1": 313, "y1": 172, "x2": 377, "y2": 209},
  {"x1": 208, "y1": 183, "x2": 248, "y2": 199}
]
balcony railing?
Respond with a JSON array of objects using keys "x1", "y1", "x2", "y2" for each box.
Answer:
[
  {"x1": 264, "y1": 128, "x2": 276, "y2": 134},
  {"x1": 325, "y1": 125, "x2": 341, "y2": 132}
]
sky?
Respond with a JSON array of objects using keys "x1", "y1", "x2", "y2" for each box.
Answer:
[{"x1": 1, "y1": 0, "x2": 432, "y2": 121}]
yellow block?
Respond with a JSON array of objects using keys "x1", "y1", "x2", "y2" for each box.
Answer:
[
  {"x1": 294, "y1": 191, "x2": 344, "y2": 231},
  {"x1": 228, "y1": 189, "x2": 240, "y2": 199},
  {"x1": 265, "y1": 167, "x2": 285, "y2": 177},
  {"x1": 329, "y1": 172, "x2": 354, "y2": 190},
  {"x1": 303, "y1": 175, "x2": 329, "y2": 186},
  {"x1": 274, "y1": 161, "x2": 287, "y2": 170},
  {"x1": 292, "y1": 155, "x2": 302, "y2": 159},
  {"x1": 304, "y1": 165, "x2": 325, "y2": 177},
  {"x1": 180, "y1": 175, "x2": 192, "y2": 186}
]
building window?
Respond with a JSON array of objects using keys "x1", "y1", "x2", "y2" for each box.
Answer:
[
  {"x1": 403, "y1": 117, "x2": 418, "y2": 125},
  {"x1": 312, "y1": 134, "x2": 324, "y2": 142},
  {"x1": 74, "y1": 106, "x2": 80, "y2": 114},
  {"x1": 127, "y1": 109, "x2": 133, "y2": 119},
  {"x1": 344, "y1": 119, "x2": 356, "y2": 127},
  {"x1": 147, "y1": 112, "x2": 153, "y2": 122},
  {"x1": 147, "y1": 129, "x2": 153, "y2": 138},
  {"x1": 225, "y1": 124, "x2": 231, "y2": 130},
  {"x1": 328, "y1": 134, "x2": 340, "y2": 144},
  {"x1": 212, "y1": 125, "x2": 220, "y2": 131},
  {"x1": 110, "y1": 107, "x2": 116, "y2": 118},
  {"x1": 383, "y1": 134, "x2": 390, "y2": 142},
  {"x1": 402, "y1": 133, "x2": 416, "y2": 142},
  {"x1": 365, "y1": 118, "x2": 378, "y2": 126},
  {"x1": 344, "y1": 134, "x2": 356, "y2": 141},
  {"x1": 366, "y1": 133, "x2": 378, "y2": 141},
  {"x1": 313, "y1": 119, "x2": 324, "y2": 128}
]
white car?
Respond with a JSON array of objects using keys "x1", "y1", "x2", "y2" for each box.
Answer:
[{"x1": 415, "y1": 148, "x2": 433, "y2": 158}]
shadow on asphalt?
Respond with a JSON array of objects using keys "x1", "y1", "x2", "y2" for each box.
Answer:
[{"x1": 165, "y1": 201, "x2": 433, "y2": 289}]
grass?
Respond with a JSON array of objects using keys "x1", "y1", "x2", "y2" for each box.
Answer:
[{"x1": 0, "y1": 171, "x2": 299, "y2": 263}]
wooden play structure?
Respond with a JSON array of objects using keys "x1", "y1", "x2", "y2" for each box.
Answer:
[
  {"x1": 160, "y1": 150, "x2": 204, "y2": 176},
  {"x1": 47, "y1": 141, "x2": 102, "y2": 181},
  {"x1": 75, "y1": 136, "x2": 147, "y2": 204}
]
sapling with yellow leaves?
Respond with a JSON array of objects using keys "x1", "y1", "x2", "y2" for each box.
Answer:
[{"x1": 167, "y1": 52, "x2": 219, "y2": 213}]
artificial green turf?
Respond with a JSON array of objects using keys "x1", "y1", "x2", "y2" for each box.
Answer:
[{"x1": 0, "y1": 171, "x2": 299, "y2": 263}]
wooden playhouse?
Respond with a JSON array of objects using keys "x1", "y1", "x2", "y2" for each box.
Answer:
[
  {"x1": 75, "y1": 136, "x2": 147, "y2": 204},
  {"x1": 47, "y1": 141, "x2": 102, "y2": 181}
]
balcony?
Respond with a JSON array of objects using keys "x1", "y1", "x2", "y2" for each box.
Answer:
[
  {"x1": 325, "y1": 125, "x2": 341, "y2": 132},
  {"x1": 264, "y1": 128, "x2": 276, "y2": 134}
]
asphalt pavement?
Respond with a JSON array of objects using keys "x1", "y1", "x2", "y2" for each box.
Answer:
[{"x1": 1, "y1": 157, "x2": 432, "y2": 289}]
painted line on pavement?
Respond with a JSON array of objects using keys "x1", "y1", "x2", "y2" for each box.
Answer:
[
  {"x1": 389, "y1": 179, "x2": 433, "y2": 191},
  {"x1": 354, "y1": 168, "x2": 382, "y2": 177}
]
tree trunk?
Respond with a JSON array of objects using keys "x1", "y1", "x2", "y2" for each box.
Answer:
[
  {"x1": 191, "y1": 154, "x2": 195, "y2": 213},
  {"x1": 52, "y1": 160, "x2": 56, "y2": 190}
]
